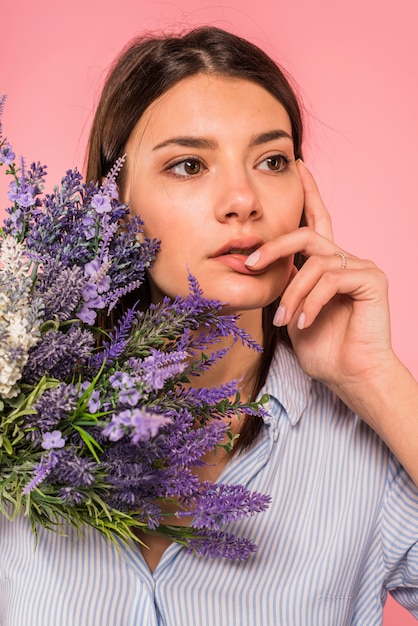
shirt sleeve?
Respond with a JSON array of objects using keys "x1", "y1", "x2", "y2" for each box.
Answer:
[{"x1": 382, "y1": 457, "x2": 418, "y2": 617}]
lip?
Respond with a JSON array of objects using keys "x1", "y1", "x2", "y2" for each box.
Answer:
[
  {"x1": 210, "y1": 236, "x2": 266, "y2": 275},
  {"x1": 210, "y1": 236, "x2": 265, "y2": 259}
]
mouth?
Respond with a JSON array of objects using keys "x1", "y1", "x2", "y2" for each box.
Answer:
[
  {"x1": 211, "y1": 237, "x2": 264, "y2": 259},
  {"x1": 226, "y1": 248, "x2": 257, "y2": 256},
  {"x1": 210, "y1": 237, "x2": 265, "y2": 275}
]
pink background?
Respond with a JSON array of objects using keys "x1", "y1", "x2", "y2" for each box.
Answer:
[{"x1": 2, "y1": 1, "x2": 417, "y2": 622}]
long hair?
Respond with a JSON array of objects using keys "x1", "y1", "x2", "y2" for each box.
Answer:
[{"x1": 86, "y1": 26, "x2": 306, "y2": 450}]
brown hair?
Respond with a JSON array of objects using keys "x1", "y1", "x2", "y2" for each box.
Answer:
[{"x1": 86, "y1": 26, "x2": 305, "y2": 450}]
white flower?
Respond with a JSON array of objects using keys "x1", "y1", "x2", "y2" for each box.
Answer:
[
  {"x1": 0, "y1": 235, "x2": 43, "y2": 399},
  {"x1": 0, "y1": 235, "x2": 30, "y2": 278},
  {"x1": 0, "y1": 356, "x2": 24, "y2": 398}
]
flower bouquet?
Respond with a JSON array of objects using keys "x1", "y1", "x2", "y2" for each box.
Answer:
[{"x1": 0, "y1": 95, "x2": 270, "y2": 560}]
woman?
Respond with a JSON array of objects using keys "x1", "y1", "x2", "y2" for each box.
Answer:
[{"x1": 2, "y1": 26, "x2": 417, "y2": 625}]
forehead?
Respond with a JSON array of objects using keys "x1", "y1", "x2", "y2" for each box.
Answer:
[{"x1": 128, "y1": 73, "x2": 293, "y2": 146}]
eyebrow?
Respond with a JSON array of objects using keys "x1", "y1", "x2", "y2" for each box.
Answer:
[
  {"x1": 249, "y1": 130, "x2": 293, "y2": 146},
  {"x1": 152, "y1": 129, "x2": 293, "y2": 151},
  {"x1": 153, "y1": 137, "x2": 217, "y2": 151}
]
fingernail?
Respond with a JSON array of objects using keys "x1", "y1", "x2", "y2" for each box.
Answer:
[
  {"x1": 297, "y1": 312, "x2": 306, "y2": 330},
  {"x1": 245, "y1": 249, "x2": 261, "y2": 267},
  {"x1": 273, "y1": 305, "x2": 286, "y2": 327}
]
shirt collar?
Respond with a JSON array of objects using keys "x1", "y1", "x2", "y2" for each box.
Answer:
[{"x1": 260, "y1": 343, "x2": 312, "y2": 427}]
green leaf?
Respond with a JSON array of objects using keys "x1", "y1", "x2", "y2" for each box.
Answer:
[
  {"x1": 72, "y1": 425, "x2": 103, "y2": 462},
  {"x1": 0, "y1": 437, "x2": 13, "y2": 455},
  {"x1": 39, "y1": 315, "x2": 61, "y2": 332},
  {"x1": 3, "y1": 393, "x2": 26, "y2": 408}
]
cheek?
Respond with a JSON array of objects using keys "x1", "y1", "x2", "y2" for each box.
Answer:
[
  {"x1": 280, "y1": 181, "x2": 305, "y2": 234},
  {"x1": 261, "y1": 174, "x2": 305, "y2": 231}
]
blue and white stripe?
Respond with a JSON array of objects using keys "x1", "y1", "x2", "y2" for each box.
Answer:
[{"x1": 1, "y1": 344, "x2": 417, "y2": 625}]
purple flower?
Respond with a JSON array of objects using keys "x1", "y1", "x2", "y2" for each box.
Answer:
[
  {"x1": 87, "y1": 390, "x2": 101, "y2": 413},
  {"x1": 187, "y1": 530, "x2": 258, "y2": 560},
  {"x1": 84, "y1": 258, "x2": 101, "y2": 278},
  {"x1": 58, "y1": 487, "x2": 85, "y2": 505},
  {"x1": 163, "y1": 418, "x2": 229, "y2": 466},
  {"x1": 0, "y1": 97, "x2": 271, "y2": 558},
  {"x1": 102, "y1": 408, "x2": 171, "y2": 443},
  {"x1": 81, "y1": 283, "x2": 106, "y2": 308},
  {"x1": 24, "y1": 384, "x2": 78, "y2": 437},
  {"x1": 101, "y1": 421, "x2": 125, "y2": 442},
  {"x1": 177, "y1": 483, "x2": 271, "y2": 531},
  {"x1": 48, "y1": 448, "x2": 96, "y2": 488},
  {"x1": 82, "y1": 282, "x2": 98, "y2": 301},
  {"x1": 97, "y1": 275, "x2": 111, "y2": 294},
  {"x1": 22, "y1": 451, "x2": 59, "y2": 494},
  {"x1": 76, "y1": 305, "x2": 97, "y2": 325},
  {"x1": 109, "y1": 371, "x2": 134, "y2": 389},
  {"x1": 82, "y1": 215, "x2": 95, "y2": 227},
  {"x1": 0, "y1": 142, "x2": 15, "y2": 165},
  {"x1": 23, "y1": 327, "x2": 94, "y2": 383},
  {"x1": 16, "y1": 190, "x2": 35, "y2": 208},
  {"x1": 141, "y1": 349, "x2": 188, "y2": 390},
  {"x1": 41, "y1": 430, "x2": 66, "y2": 450},
  {"x1": 7, "y1": 179, "x2": 19, "y2": 202},
  {"x1": 130, "y1": 410, "x2": 170, "y2": 444},
  {"x1": 119, "y1": 387, "x2": 141, "y2": 407},
  {"x1": 89, "y1": 306, "x2": 137, "y2": 370},
  {"x1": 34, "y1": 263, "x2": 85, "y2": 322},
  {"x1": 81, "y1": 215, "x2": 96, "y2": 239},
  {"x1": 91, "y1": 193, "x2": 112, "y2": 214}
]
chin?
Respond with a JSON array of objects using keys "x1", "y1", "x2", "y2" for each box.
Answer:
[
  {"x1": 149, "y1": 266, "x2": 286, "y2": 311},
  {"x1": 212, "y1": 285, "x2": 282, "y2": 313}
]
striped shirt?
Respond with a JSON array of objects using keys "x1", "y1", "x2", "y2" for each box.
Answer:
[{"x1": 1, "y1": 344, "x2": 417, "y2": 625}]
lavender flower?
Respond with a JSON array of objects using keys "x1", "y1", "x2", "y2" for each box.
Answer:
[
  {"x1": 34, "y1": 262, "x2": 85, "y2": 321},
  {"x1": 22, "y1": 450, "x2": 59, "y2": 495},
  {"x1": 0, "y1": 94, "x2": 6, "y2": 135},
  {"x1": 22, "y1": 327, "x2": 94, "y2": 383},
  {"x1": 47, "y1": 447, "x2": 96, "y2": 488},
  {"x1": 87, "y1": 389, "x2": 101, "y2": 413},
  {"x1": 89, "y1": 306, "x2": 137, "y2": 370},
  {"x1": 58, "y1": 487, "x2": 85, "y2": 505},
  {"x1": 91, "y1": 193, "x2": 112, "y2": 214},
  {"x1": 0, "y1": 98, "x2": 269, "y2": 559},
  {"x1": 7, "y1": 159, "x2": 35, "y2": 209},
  {"x1": 178, "y1": 483, "x2": 271, "y2": 530},
  {"x1": 109, "y1": 371, "x2": 134, "y2": 389},
  {"x1": 141, "y1": 349, "x2": 188, "y2": 391},
  {"x1": 0, "y1": 143, "x2": 15, "y2": 165},
  {"x1": 162, "y1": 416, "x2": 229, "y2": 466},
  {"x1": 25, "y1": 384, "x2": 78, "y2": 438},
  {"x1": 118, "y1": 387, "x2": 141, "y2": 407},
  {"x1": 187, "y1": 531, "x2": 258, "y2": 560},
  {"x1": 41, "y1": 430, "x2": 66, "y2": 450},
  {"x1": 102, "y1": 408, "x2": 171, "y2": 443}
]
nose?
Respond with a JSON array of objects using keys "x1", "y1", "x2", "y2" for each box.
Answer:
[{"x1": 214, "y1": 170, "x2": 263, "y2": 223}]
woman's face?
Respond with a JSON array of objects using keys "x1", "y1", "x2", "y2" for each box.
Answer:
[{"x1": 124, "y1": 73, "x2": 304, "y2": 312}]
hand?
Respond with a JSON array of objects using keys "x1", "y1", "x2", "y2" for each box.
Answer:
[
  {"x1": 246, "y1": 160, "x2": 396, "y2": 408},
  {"x1": 245, "y1": 160, "x2": 418, "y2": 485}
]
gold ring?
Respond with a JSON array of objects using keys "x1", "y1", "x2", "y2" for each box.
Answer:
[{"x1": 334, "y1": 250, "x2": 347, "y2": 270}]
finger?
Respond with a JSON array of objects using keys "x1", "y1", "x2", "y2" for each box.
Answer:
[
  {"x1": 274, "y1": 257, "x2": 377, "y2": 328},
  {"x1": 245, "y1": 226, "x2": 338, "y2": 270},
  {"x1": 294, "y1": 267, "x2": 384, "y2": 330},
  {"x1": 297, "y1": 160, "x2": 334, "y2": 241}
]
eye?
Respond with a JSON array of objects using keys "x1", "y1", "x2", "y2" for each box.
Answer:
[
  {"x1": 257, "y1": 154, "x2": 291, "y2": 173},
  {"x1": 166, "y1": 158, "x2": 205, "y2": 177}
]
